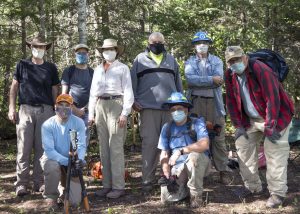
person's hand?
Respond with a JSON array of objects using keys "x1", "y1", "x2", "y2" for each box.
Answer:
[
  {"x1": 266, "y1": 131, "x2": 281, "y2": 144},
  {"x1": 213, "y1": 76, "x2": 224, "y2": 86},
  {"x1": 8, "y1": 108, "x2": 17, "y2": 124},
  {"x1": 88, "y1": 119, "x2": 94, "y2": 127},
  {"x1": 75, "y1": 159, "x2": 85, "y2": 170},
  {"x1": 234, "y1": 127, "x2": 248, "y2": 141},
  {"x1": 118, "y1": 115, "x2": 127, "y2": 128},
  {"x1": 169, "y1": 149, "x2": 181, "y2": 166},
  {"x1": 132, "y1": 101, "x2": 142, "y2": 112}
]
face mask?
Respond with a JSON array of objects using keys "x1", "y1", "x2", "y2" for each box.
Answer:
[
  {"x1": 171, "y1": 110, "x2": 187, "y2": 123},
  {"x1": 149, "y1": 43, "x2": 165, "y2": 55},
  {"x1": 230, "y1": 62, "x2": 246, "y2": 74},
  {"x1": 195, "y1": 44, "x2": 209, "y2": 54},
  {"x1": 32, "y1": 48, "x2": 45, "y2": 59},
  {"x1": 102, "y1": 50, "x2": 117, "y2": 62},
  {"x1": 55, "y1": 106, "x2": 72, "y2": 119},
  {"x1": 75, "y1": 52, "x2": 88, "y2": 64}
]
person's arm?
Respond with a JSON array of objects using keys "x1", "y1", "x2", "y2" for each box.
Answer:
[
  {"x1": 42, "y1": 122, "x2": 69, "y2": 166},
  {"x1": 76, "y1": 119, "x2": 87, "y2": 160},
  {"x1": 254, "y1": 62, "x2": 280, "y2": 136},
  {"x1": 88, "y1": 66, "x2": 100, "y2": 123},
  {"x1": 8, "y1": 79, "x2": 19, "y2": 123},
  {"x1": 61, "y1": 85, "x2": 68, "y2": 94},
  {"x1": 160, "y1": 150, "x2": 171, "y2": 179},
  {"x1": 130, "y1": 56, "x2": 143, "y2": 112},
  {"x1": 174, "y1": 59, "x2": 183, "y2": 93},
  {"x1": 118, "y1": 65, "x2": 134, "y2": 128},
  {"x1": 224, "y1": 69, "x2": 243, "y2": 128},
  {"x1": 180, "y1": 137, "x2": 209, "y2": 154},
  {"x1": 184, "y1": 57, "x2": 222, "y2": 89},
  {"x1": 52, "y1": 85, "x2": 59, "y2": 104},
  {"x1": 51, "y1": 64, "x2": 60, "y2": 103}
]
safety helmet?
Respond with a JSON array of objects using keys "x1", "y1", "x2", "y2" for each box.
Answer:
[
  {"x1": 191, "y1": 31, "x2": 213, "y2": 44},
  {"x1": 162, "y1": 92, "x2": 193, "y2": 109},
  {"x1": 56, "y1": 94, "x2": 73, "y2": 105}
]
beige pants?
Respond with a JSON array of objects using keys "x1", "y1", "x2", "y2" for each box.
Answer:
[
  {"x1": 191, "y1": 96, "x2": 230, "y2": 172},
  {"x1": 236, "y1": 119, "x2": 291, "y2": 197},
  {"x1": 95, "y1": 98, "x2": 126, "y2": 189},
  {"x1": 140, "y1": 109, "x2": 171, "y2": 184},
  {"x1": 40, "y1": 156, "x2": 82, "y2": 206},
  {"x1": 161, "y1": 152, "x2": 210, "y2": 202},
  {"x1": 16, "y1": 104, "x2": 54, "y2": 187}
]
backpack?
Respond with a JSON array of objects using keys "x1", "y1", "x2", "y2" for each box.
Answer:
[
  {"x1": 68, "y1": 65, "x2": 94, "y2": 81},
  {"x1": 248, "y1": 49, "x2": 289, "y2": 82}
]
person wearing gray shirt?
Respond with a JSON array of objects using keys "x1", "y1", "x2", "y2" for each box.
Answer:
[{"x1": 61, "y1": 44, "x2": 94, "y2": 145}]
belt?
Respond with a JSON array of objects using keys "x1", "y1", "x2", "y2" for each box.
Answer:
[
  {"x1": 26, "y1": 103, "x2": 43, "y2": 107},
  {"x1": 198, "y1": 96, "x2": 214, "y2": 99},
  {"x1": 99, "y1": 95, "x2": 122, "y2": 100}
]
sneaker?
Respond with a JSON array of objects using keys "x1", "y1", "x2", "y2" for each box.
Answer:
[
  {"x1": 106, "y1": 189, "x2": 125, "y2": 199},
  {"x1": 266, "y1": 194, "x2": 284, "y2": 208},
  {"x1": 33, "y1": 183, "x2": 45, "y2": 192},
  {"x1": 16, "y1": 185, "x2": 28, "y2": 196},
  {"x1": 190, "y1": 195, "x2": 202, "y2": 208},
  {"x1": 45, "y1": 198, "x2": 59, "y2": 212},
  {"x1": 95, "y1": 188, "x2": 111, "y2": 197},
  {"x1": 220, "y1": 171, "x2": 234, "y2": 185}
]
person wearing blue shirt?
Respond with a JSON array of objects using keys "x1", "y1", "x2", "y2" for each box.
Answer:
[
  {"x1": 40, "y1": 94, "x2": 86, "y2": 210},
  {"x1": 158, "y1": 92, "x2": 210, "y2": 208},
  {"x1": 184, "y1": 31, "x2": 232, "y2": 184}
]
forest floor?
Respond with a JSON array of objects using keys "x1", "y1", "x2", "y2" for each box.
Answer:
[{"x1": 0, "y1": 137, "x2": 300, "y2": 214}]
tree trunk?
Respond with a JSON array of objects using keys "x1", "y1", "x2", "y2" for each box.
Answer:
[
  {"x1": 101, "y1": 0, "x2": 110, "y2": 38},
  {"x1": 39, "y1": 0, "x2": 46, "y2": 39},
  {"x1": 78, "y1": 0, "x2": 87, "y2": 44}
]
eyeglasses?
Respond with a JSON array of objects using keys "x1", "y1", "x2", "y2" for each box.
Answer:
[{"x1": 170, "y1": 106, "x2": 186, "y2": 112}]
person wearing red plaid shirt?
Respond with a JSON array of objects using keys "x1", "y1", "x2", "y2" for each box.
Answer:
[{"x1": 224, "y1": 46, "x2": 294, "y2": 208}]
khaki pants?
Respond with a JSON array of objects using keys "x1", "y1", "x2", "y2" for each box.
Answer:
[
  {"x1": 140, "y1": 109, "x2": 171, "y2": 184},
  {"x1": 191, "y1": 96, "x2": 230, "y2": 172},
  {"x1": 95, "y1": 98, "x2": 126, "y2": 189},
  {"x1": 40, "y1": 156, "x2": 81, "y2": 206},
  {"x1": 235, "y1": 119, "x2": 291, "y2": 197},
  {"x1": 161, "y1": 152, "x2": 210, "y2": 202},
  {"x1": 16, "y1": 104, "x2": 54, "y2": 187}
]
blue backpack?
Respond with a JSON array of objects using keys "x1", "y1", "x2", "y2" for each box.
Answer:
[{"x1": 248, "y1": 49, "x2": 289, "y2": 82}]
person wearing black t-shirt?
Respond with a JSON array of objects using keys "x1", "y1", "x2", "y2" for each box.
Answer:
[{"x1": 8, "y1": 36, "x2": 60, "y2": 197}]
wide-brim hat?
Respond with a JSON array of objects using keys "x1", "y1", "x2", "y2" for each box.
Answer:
[
  {"x1": 56, "y1": 94, "x2": 73, "y2": 105},
  {"x1": 162, "y1": 92, "x2": 193, "y2": 109},
  {"x1": 225, "y1": 46, "x2": 244, "y2": 63},
  {"x1": 98, "y1": 39, "x2": 124, "y2": 55},
  {"x1": 26, "y1": 36, "x2": 52, "y2": 50}
]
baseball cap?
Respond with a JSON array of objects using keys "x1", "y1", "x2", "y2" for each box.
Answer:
[
  {"x1": 225, "y1": 46, "x2": 244, "y2": 63},
  {"x1": 56, "y1": 94, "x2": 73, "y2": 105}
]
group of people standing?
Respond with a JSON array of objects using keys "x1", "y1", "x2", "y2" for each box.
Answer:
[{"x1": 8, "y1": 30, "x2": 294, "y2": 210}]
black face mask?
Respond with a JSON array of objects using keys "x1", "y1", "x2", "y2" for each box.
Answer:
[{"x1": 149, "y1": 43, "x2": 165, "y2": 55}]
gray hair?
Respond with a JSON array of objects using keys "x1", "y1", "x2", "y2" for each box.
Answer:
[{"x1": 148, "y1": 32, "x2": 165, "y2": 43}]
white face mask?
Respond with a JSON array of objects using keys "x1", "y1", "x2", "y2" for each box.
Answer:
[
  {"x1": 32, "y1": 48, "x2": 45, "y2": 59},
  {"x1": 102, "y1": 50, "x2": 117, "y2": 62},
  {"x1": 195, "y1": 44, "x2": 209, "y2": 54}
]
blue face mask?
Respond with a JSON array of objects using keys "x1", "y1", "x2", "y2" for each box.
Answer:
[
  {"x1": 75, "y1": 52, "x2": 88, "y2": 64},
  {"x1": 230, "y1": 61, "x2": 245, "y2": 74},
  {"x1": 171, "y1": 110, "x2": 187, "y2": 123},
  {"x1": 55, "y1": 106, "x2": 72, "y2": 119}
]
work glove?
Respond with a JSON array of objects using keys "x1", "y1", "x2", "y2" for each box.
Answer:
[
  {"x1": 169, "y1": 149, "x2": 181, "y2": 166},
  {"x1": 266, "y1": 131, "x2": 281, "y2": 144},
  {"x1": 158, "y1": 175, "x2": 178, "y2": 193},
  {"x1": 234, "y1": 128, "x2": 249, "y2": 141},
  {"x1": 75, "y1": 159, "x2": 85, "y2": 170}
]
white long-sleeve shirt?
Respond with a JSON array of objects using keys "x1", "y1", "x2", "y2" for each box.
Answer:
[{"x1": 88, "y1": 60, "x2": 134, "y2": 120}]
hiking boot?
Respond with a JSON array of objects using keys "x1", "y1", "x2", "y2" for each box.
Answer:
[
  {"x1": 233, "y1": 186, "x2": 263, "y2": 199},
  {"x1": 266, "y1": 194, "x2": 284, "y2": 208},
  {"x1": 190, "y1": 195, "x2": 202, "y2": 208},
  {"x1": 106, "y1": 189, "x2": 125, "y2": 199},
  {"x1": 33, "y1": 183, "x2": 45, "y2": 192},
  {"x1": 45, "y1": 198, "x2": 59, "y2": 212},
  {"x1": 95, "y1": 188, "x2": 111, "y2": 197},
  {"x1": 16, "y1": 185, "x2": 28, "y2": 197},
  {"x1": 220, "y1": 171, "x2": 234, "y2": 185}
]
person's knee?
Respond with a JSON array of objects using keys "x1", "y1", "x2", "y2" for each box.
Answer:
[{"x1": 44, "y1": 160, "x2": 60, "y2": 175}]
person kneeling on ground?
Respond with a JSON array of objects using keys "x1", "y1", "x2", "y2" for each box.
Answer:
[
  {"x1": 157, "y1": 92, "x2": 210, "y2": 208},
  {"x1": 40, "y1": 94, "x2": 87, "y2": 210}
]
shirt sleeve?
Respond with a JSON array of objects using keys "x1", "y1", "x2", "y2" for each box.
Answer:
[
  {"x1": 121, "y1": 65, "x2": 134, "y2": 116},
  {"x1": 174, "y1": 59, "x2": 183, "y2": 93},
  {"x1": 88, "y1": 66, "x2": 100, "y2": 120},
  {"x1": 51, "y1": 63, "x2": 60, "y2": 86},
  {"x1": 42, "y1": 121, "x2": 69, "y2": 166},
  {"x1": 157, "y1": 123, "x2": 170, "y2": 151},
  {"x1": 61, "y1": 67, "x2": 70, "y2": 85},
  {"x1": 130, "y1": 56, "x2": 139, "y2": 99},
  {"x1": 194, "y1": 117, "x2": 209, "y2": 140},
  {"x1": 76, "y1": 118, "x2": 87, "y2": 160},
  {"x1": 13, "y1": 61, "x2": 21, "y2": 82}
]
